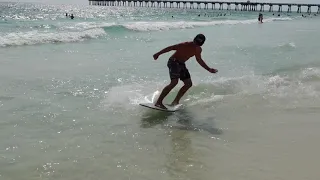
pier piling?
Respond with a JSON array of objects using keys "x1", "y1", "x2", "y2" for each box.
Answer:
[{"x1": 269, "y1": 5, "x2": 273, "y2": 12}]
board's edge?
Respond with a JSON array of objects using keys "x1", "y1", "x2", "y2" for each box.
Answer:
[{"x1": 139, "y1": 103, "x2": 176, "y2": 112}]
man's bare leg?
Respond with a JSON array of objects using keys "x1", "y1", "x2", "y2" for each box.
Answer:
[
  {"x1": 155, "y1": 79, "x2": 179, "y2": 109},
  {"x1": 170, "y1": 78, "x2": 192, "y2": 106}
]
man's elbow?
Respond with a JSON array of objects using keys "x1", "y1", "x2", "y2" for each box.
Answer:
[
  {"x1": 164, "y1": 46, "x2": 173, "y2": 52},
  {"x1": 196, "y1": 58, "x2": 203, "y2": 63}
]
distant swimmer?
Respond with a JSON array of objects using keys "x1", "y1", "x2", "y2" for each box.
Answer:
[
  {"x1": 152, "y1": 34, "x2": 218, "y2": 109},
  {"x1": 70, "y1": 14, "x2": 74, "y2": 19},
  {"x1": 66, "y1": 13, "x2": 68, "y2": 17},
  {"x1": 258, "y1": 13, "x2": 263, "y2": 23}
]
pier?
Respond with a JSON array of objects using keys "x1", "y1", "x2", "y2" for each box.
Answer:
[{"x1": 89, "y1": 0, "x2": 320, "y2": 13}]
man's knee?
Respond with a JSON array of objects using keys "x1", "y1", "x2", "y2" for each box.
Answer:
[
  {"x1": 185, "y1": 82, "x2": 192, "y2": 88},
  {"x1": 168, "y1": 79, "x2": 179, "y2": 87},
  {"x1": 184, "y1": 79, "x2": 192, "y2": 88}
]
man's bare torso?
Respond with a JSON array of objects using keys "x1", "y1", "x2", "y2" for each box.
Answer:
[{"x1": 170, "y1": 42, "x2": 200, "y2": 63}]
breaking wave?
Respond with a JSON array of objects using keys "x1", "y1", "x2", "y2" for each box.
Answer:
[{"x1": 0, "y1": 28, "x2": 106, "y2": 47}]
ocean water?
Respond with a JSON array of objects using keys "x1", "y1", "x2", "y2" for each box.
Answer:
[{"x1": 1, "y1": 2, "x2": 320, "y2": 180}]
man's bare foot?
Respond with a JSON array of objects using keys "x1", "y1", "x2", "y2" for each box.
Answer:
[
  {"x1": 155, "y1": 103, "x2": 167, "y2": 109},
  {"x1": 169, "y1": 102, "x2": 179, "y2": 106}
]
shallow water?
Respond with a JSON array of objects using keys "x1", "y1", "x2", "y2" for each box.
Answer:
[{"x1": 1, "y1": 2, "x2": 320, "y2": 180}]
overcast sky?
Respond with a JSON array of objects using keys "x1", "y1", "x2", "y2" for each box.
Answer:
[{"x1": 0, "y1": 0, "x2": 319, "y2": 5}]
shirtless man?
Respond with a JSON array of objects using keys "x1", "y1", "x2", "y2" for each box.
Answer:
[
  {"x1": 258, "y1": 13, "x2": 263, "y2": 23},
  {"x1": 153, "y1": 34, "x2": 218, "y2": 109}
]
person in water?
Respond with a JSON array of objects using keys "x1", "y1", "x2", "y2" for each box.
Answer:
[
  {"x1": 258, "y1": 13, "x2": 263, "y2": 23},
  {"x1": 153, "y1": 34, "x2": 218, "y2": 109}
]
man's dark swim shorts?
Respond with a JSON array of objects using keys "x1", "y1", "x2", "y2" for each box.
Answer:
[{"x1": 167, "y1": 58, "x2": 191, "y2": 81}]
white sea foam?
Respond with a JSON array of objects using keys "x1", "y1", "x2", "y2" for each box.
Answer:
[
  {"x1": 122, "y1": 18, "x2": 292, "y2": 31},
  {"x1": 278, "y1": 42, "x2": 296, "y2": 49},
  {"x1": 101, "y1": 67, "x2": 319, "y2": 111},
  {"x1": 0, "y1": 17, "x2": 292, "y2": 47},
  {"x1": 300, "y1": 68, "x2": 320, "y2": 81},
  {"x1": 0, "y1": 28, "x2": 106, "y2": 47},
  {"x1": 62, "y1": 22, "x2": 117, "y2": 31},
  {"x1": 63, "y1": 17, "x2": 293, "y2": 32}
]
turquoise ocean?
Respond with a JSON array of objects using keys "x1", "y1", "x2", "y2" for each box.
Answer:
[{"x1": 1, "y1": 2, "x2": 320, "y2": 180}]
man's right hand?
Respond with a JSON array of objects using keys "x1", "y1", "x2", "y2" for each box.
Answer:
[{"x1": 209, "y1": 68, "x2": 218, "y2": 73}]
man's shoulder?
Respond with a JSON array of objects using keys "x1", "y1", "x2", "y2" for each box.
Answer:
[
  {"x1": 178, "y1": 41, "x2": 192, "y2": 46},
  {"x1": 195, "y1": 46, "x2": 202, "y2": 52}
]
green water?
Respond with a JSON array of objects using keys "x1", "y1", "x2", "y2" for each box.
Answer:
[{"x1": 1, "y1": 2, "x2": 320, "y2": 180}]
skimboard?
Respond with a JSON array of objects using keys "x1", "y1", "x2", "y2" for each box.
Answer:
[{"x1": 139, "y1": 103, "x2": 183, "y2": 112}]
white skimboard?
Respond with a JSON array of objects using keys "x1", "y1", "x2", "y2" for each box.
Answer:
[{"x1": 139, "y1": 103, "x2": 183, "y2": 112}]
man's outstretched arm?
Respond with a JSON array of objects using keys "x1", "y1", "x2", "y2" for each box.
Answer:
[
  {"x1": 195, "y1": 47, "x2": 218, "y2": 73},
  {"x1": 153, "y1": 44, "x2": 179, "y2": 60}
]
